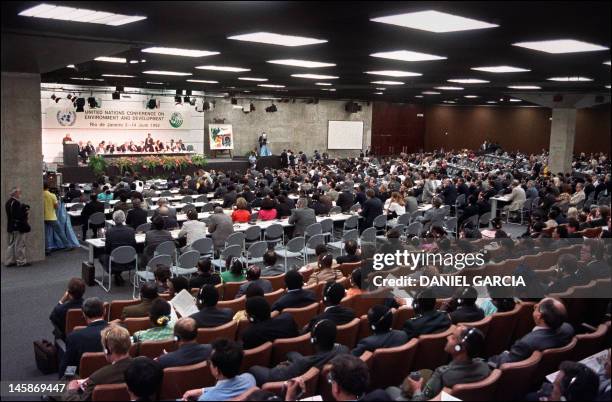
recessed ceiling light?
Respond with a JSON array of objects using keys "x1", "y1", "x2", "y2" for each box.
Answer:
[
  {"x1": 141, "y1": 59, "x2": 146, "y2": 62},
  {"x1": 95, "y1": 56, "x2": 126, "y2": 63},
  {"x1": 66, "y1": 64, "x2": 76, "y2": 68},
  {"x1": 101, "y1": 74, "x2": 135, "y2": 78},
  {"x1": 268, "y1": 59, "x2": 335, "y2": 68},
  {"x1": 603, "y1": 61, "x2": 611, "y2": 66},
  {"x1": 196, "y1": 65, "x2": 250, "y2": 72},
  {"x1": 472, "y1": 66, "x2": 530, "y2": 73},
  {"x1": 292, "y1": 74, "x2": 339, "y2": 79},
  {"x1": 442, "y1": 100, "x2": 457, "y2": 104},
  {"x1": 146, "y1": 81, "x2": 165, "y2": 85},
  {"x1": 435, "y1": 86, "x2": 464, "y2": 90},
  {"x1": 370, "y1": 50, "x2": 446, "y2": 62},
  {"x1": 143, "y1": 71, "x2": 192, "y2": 76},
  {"x1": 70, "y1": 77, "x2": 104, "y2": 81},
  {"x1": 18, "y1": 4, "x2": 146, "y2": 26},
  {"x1": 422, "y1": 91, "x2": 440, "y2": 95},
  {"x1": 374, "y1": 92, "x2": 384, "y2": 95},
  {"x1": 228, "y1": 32, "x2": 327, "y2": 47},
  {"x1": 258, "y1": 84, "x2": 285, "y2": 88},
  {"x1": 142, "y1": 47, "x2": 219, "y2": 57},
  {"x1": 509, "y1": 99, "x2": 522, "y2": 102},
  {"x1": 487, "y1": 101, "x2": 497, "y2": 104},
  {"x1": 547, "y1": 76, "x2": 593, "y2": 82},
  {"x1": 606, "y1": 85, "x2": 611, "y2": 89},
  {"x1": 375, "y1": 87, "x2": 386, "y2": 90},
  {"x1": 415, "y1": 95, "x2": 424, "y2": 98},
  {"x1": 507, "y1": 85, "x2": 541, "y2": 89},
  {"x1": 316, "y1": 82, "x2": 332, "y2": 86},
  {"x1": 448, "y1": 78, "x2": 489, "y2": 84},
  {"x1": 371, "y1": 80, "x2": 404, "y2": 85},
  {"x1": 365, "y1": 70, "x2": 422, "y2": 77},
  {"x1": 129, "y1": 60, "x2": 139, "y2": 64},
  {"x1": 371, "y1": 10, "x2": 498, "y2": 33},
  {"x1": 321, "y1": 88, "x2": 336, "y2": 92},
  {"x1": 464, "y1": 95, "x2": 479, "y2": 98},
  {"x1": 238, "y1": 77, "x2": 268, "y2": 82},
  {"x1": 513, "y1": 39, "x2": 609, "y2": 54},
  {"x1": 186, "y1": 79, "x2": 219, "y2": 83}
]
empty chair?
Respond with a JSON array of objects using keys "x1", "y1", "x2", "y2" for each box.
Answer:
[
  {"x1": 444, "y1": 369, "x2": 501, "y2": 401},
  {"x1": 360, "y1": 227, "x2": 377, "y2": 244},
  {"x1": 392, "y1": 305, "x2": 415, "y2": 330},
  {"x1": 124, "y1": 317, "x2": 152, "y2": 335},
  {"x1": 327, "y1": 229, "x2": 358, "y2": 255},
  {"x1": 409, "y1": 210, "x2": 422, "y2": 223},
  {"x1": 201, "y1": 203, "x2": 214, "y2": 213},
  {"x1": 225, "y1": 232, "x2": 246, "y2": 249},
  {"x1": 335, "y1": 318, "x2": 360, "y2": 348},
  {"x1": 244, "y1": 225, "x2": 262, "y2": 247},
  {"x1": 283, "y1": 303, "x2": 320, "y2": 329},
  {"x1": 360, "y1": 338, "x2": 419, "y2": 389},
  {"x1": 396, "y1": 213, "x2": 411, "y2": 227},
  {"x1": 462, "y1": 214, "x2": 479, "y2": 230},
  {"x1": 271, "y1": 333, "x2": 314, "y2": 365},
  {"x1": 262, "y1": 274, "x2": 285, "y2": 291},
  {"x1": 245, "y1": 241, "x2": 268, "y2": 265},
  {"x1": 303, "y1": 234, "x2": 326, "y2": 265},
  {"x1": 70, "y1": 203, "x2": 84, "y2": 211},
  {"x1": 511, "y1": 302, "x2": 536, "y2": 343},
  {"x1": 171, "y1": 250, "x2": 200, "y2": 277},
  {"x1": 405, "y1": 222, "x2": 423, "y2": 237},
  {"x1": 181, "y1": 195, "x2": 194, "y2": 203},
  {"x1": 190, "y1": 237, "x2": 213, "y2": 257},
  {"x1": 444, "y1": 217, "x2": 458, "y2": 237},
  {"x1": 197, "y1": 320, "x2": 238, "y2": 344},
  {"x1": 97, "y1": 246, "x2": 137, "y2": 293},
  {"x1": 337, "y1": 261, "x2": 362, "y2": 278},
  {"x1": 350, "y1": 203, "x2": 361, "y2": 213},
  {"x1": 79, "y1": 352, "x2": 108, "y2": 378},
  {"x1": 372, "y1": 214, "x2": 387, "y2": 235},
  {"x1": 329, "y1": 206, "x2": 342, "y2": 215},
  {"x1": 88, "y1": 212, "x2": 106, "y2": 238},
  {"x1": 212, "y1": 244, "x2": 242, "y2": 271},
  {"x1": 195, "y1": 195, "x2": 208, "y2": 203},
  {"x1": 135, "y1": 223, "x2": 151, "y2": 233},
  {"x1": 138, "y1": 339, "x2": 178, "y2": 359},
  {"x1": 160, "y1": 190, "x2": 172, "y2": 197},
  {"x1": 275, "y1": 237, "x2": 305, "y2": 271},
  {"x1": 264, "y1": 224, "x2": 284, "y2": 248},
  {"x1": 217, "y1": 296, "x2": 246, "y2": 314},
  {"x1": 304, "y1": 222, "x2": 322, "y2": 238},
  {"x1": 154, "y1": 241, "x2": 176, "y2": 261},
  {"x1": 320, "y1": 218, "x2": 334, "y2": 241},
  {"x1": 458, "y1": 315, "x2": 492, "y2": 337},
  {"x1": 159, "y1": 360, "x2": 215, "y2": 400},
  {"x1": 496, "y1": 352, "x2": 542, "y2": 401},
  {"x1": 241, "y1": 342, "x2": 273, "y2": 372},
  {"x1": 479, "y1": 212, "x2": 492, "y2": 228},
  {"x1": 108, "y1": 299, "x2": 140, "y2": 321},
  {"x1": 532, "y1": 338, "x2": 578, "y2": 387},
  {"x1": 484, "y1": 304, "x2": 520, "y2": 357},
  {"x1": 92, "y1": 383, "x2": 130, "y2": 402},
  {"x1": 573, "y1": 323, "x2": 609, "y2": 361},
  {"x1": 181, "y1": 203, "x2": 197, "y2": 215},
  {"x1": 263, "y1": 288, "x2": 285, "y2": 306}
]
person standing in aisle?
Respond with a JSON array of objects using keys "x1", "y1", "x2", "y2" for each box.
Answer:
[{"x1": 5, "y1": 187, "x2": 30, "y2": 267}]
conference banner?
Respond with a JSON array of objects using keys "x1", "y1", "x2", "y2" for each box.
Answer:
[
  {"x1": 43, "y1": 107, "x2": 192, "y2": 130},
  {"x1": 208, "y1": 124, "x2": 234, "y2": 150}
]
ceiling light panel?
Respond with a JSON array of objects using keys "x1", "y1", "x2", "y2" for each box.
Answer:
[
  {"x1": 187, "y1": 79, "x2": 219, "y2": 83},
  {"x1": 258, "y1": 84, "x2": 285, "y2": 88},
  {"x1": 435, "y1": 86, "x2": 464, "y2": 90},
  {"x1": 422, "y1": 91, "x2": 440, "y2": 95},
  {"x1": 291, "y1": 74, "x2": 339, "y2": 79},
  {"x1": 100, "y1": 74, "x2": 134, "y2": 78},
  {"x1": 371, "y1": 10, "x2": 498, "y2": 33},
  {"x1": 365, "y1": 70, "x2": 422, "y2": 77},
  {"x1": 195, "y1": 65, "x2": 250, "y2": 72},
  {"x1": 370, "y1": 50, "x2": 446, "y2": 62},
  {"x1": 228, "y1": 32, "x2": 327, "y2": 46},
  {"x1": 142, "y1": 47, "x2": 219, "y2": 57},
  {"x1": 447, "y1": 78, "x2": 489, "y2": 83},
  {"x1": 143, "y1": 71, "x2": 192, "y2": 76},
  {"x1": 267, "y1": 59, "x2": 335, "y2": 68},
  {"x1": 604, "y1": 61, "x2": 611, "y2": 66},
  {"x1": 513, "y1": 39, "x2": 609, "y2": 54},
  {"x1": 471, "y1": 66, "x2": 530, "y2": 73},
  {"x1": 547, "y1": 76, "x2": 593, "y2": 81},
  {"x1": 18, "y1": 3, "x2": 146, "y2": 26},
  {"x1": 95, "y1": 56, "x2": 126, "y2": 63},
  {"x1": 315, "y1": 82, "x2": 332, "y2": 86},
  {"x1": 464, "y1": 95, "x2": 479, "y2": 98},
  {"x1": 238, "y1": 77, "x2": 268, "y2": 81},
  {"x1": 508, "y1": 85, "x2": 541, "y2": 89},
  {"x1": 371, "y1": 80, "x2": 404, "y2": 85}
]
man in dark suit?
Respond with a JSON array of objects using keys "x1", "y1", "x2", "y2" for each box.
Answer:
[
  {"x1": 335, "y1": 240, "x2": 361, "y2": 265},
  {"x1": 359, "y1": 189, "x2": 383, "y2": 232},
  {"x1": 336, "y1": 186, "x2": 355, "y2": 213},
  {"x1": 440, "y1": 179, "x2": 458, "y2": 206},
  {"x1": 271, "y1": 270, "x2": 317, "y2": 312},
  {"x1": 249, "y1": 319, "x2": 348, "y2": 386},
  {"x1": 98, "y1": 210, "x2": 137, "y2": 286},
  {"x1": 222, "y1": 185, "x2": 238, "y2": 208},
  {"x1": 59, "y1": 297, "x2": 108, "y2": 378},
  {"x1": 457, "y1": 195, "x2": 480, "y2": 228},
  {"x1": 241, "y1": 296, "x2": 299, "y2": 350},
  {"x1": 156, "y1": 318, "x2": 211, "y2": 369},
  {"x1": 403, "y1": 289, "x2": 452, "y2": 341},
  {"x1": 50, "y1": 278, "x2": 86, "y2": 340},
  {"x1": 489, "y1": 298, "x2": 575, "y2": 367},
  {"x1": 5, "y1": 186, "x2": 30, "y2": 267},
  {"x1": 305, "y1": 282, "x2": 355, "y2": 332},
  {"x1": 80, "y1": 193, "x2": 105, "y2": 240},
  {"x1": 352, "y1": 305, "x2": 408, "y2": 356},
  {"x1": 189, "y1": 284, "x2": 233, "y2": 328},
  {"x1": 288, "y1": 198, "x2": 316, "y2": 238},
  {"x1": 444, "y1": 286, "x2": 485, "y2": 325},
  {"x1": 121, "y1": 283, "x2": 159, "y2": 320},
  {"x1": 125, "y1": 198, "x2": 148, "y2": 230}
]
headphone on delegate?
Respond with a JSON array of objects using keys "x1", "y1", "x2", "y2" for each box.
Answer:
[
  {"x1": 323, "y1": 282, "x2": 332, "y2": 303},
  {"x1": 456, "y1": 286, "x2": 472, "y2": 306},
  {"x1": 371, "y1": 308, "x2": 392, "y2": 332},
  {"x1": 103, "y1": 332, "x2": 111, "y2": 356},
  {"x1": 454, "y1": 327, "x2": 477, "y2": 353},
  {"x1": 310, "y1": 319, "x2": 326, "y2": 344}
]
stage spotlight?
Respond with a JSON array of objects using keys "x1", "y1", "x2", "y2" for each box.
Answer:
[{"x1": 75, "y1": 97, "x2": 86, "y2": 112}]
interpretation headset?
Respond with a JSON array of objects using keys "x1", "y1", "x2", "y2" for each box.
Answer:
[
  {"x1": 310, "y1": 319, "x2": 325, "y2": 344},
  {"x1": 371, "y1": 308, "x2": 392, "y2": 332},
  {"x1": 323, "y1": 282, "x2": 332, "y2": 303},
  {"x1": 454, "y1": 327, "x2": 477, "y2": 353},
  {"x1": 456, "y1": 286, "x2": 472, "y2": 306},
  {"x1": 103, "y1": 331, "x2": 111, "y2": 356}
]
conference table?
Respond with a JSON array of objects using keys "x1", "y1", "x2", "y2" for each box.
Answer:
[{"x1": 489, "y1": 194, "x2": 512, "y2": 219}]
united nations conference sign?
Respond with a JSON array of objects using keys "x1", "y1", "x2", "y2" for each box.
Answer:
[{"x1": 44, "y1": 107, "x2": 191, "y2": 130}]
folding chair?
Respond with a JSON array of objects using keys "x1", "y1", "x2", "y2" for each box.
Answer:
[{"x1": 97, "y1": 246, "x2": 137, "y2": 293}]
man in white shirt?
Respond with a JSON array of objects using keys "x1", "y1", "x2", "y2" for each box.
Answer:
[
  {"x1": 569, "y1": 182, "x2": 586, "y2": 206},
  {"x1": 179, "y1": 209, "x2": 207, "y2": 252}
]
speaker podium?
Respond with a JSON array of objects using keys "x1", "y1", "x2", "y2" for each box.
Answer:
[
  {"x1": 63, "y1": 143, "x2": 79, "y2": 167},
  {"x1": 256, "y1": 155, "x2": 282, "y2": 171}
]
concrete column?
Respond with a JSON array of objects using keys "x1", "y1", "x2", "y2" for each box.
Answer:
[
  {"x1": 548, "y1": 108, "x2": 576, "y2": 174},
  {"x1": 1, "y1": 72, "x2": 45, "y2": 263}
]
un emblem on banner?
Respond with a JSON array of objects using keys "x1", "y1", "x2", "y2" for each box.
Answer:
[
  {"x1": 169, "y1": 112, "x2": 184, "y2": 128},
  {"x1": 56, "y1": 110, "x2": 77, "y2": 126}
]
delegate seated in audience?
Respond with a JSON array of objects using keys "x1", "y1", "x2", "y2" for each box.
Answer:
[
  {"x1": 50, "y1": 277, "x2": 86, "y2": 340},
  {"x1": 126, "y1": 198, "x2": 147, "y2": 230},
  {"x1": 189, "y1": 284, "x2": 233, "y2": 329},
  {"x1": 232, "y1": 283, "x2": 265, "y2": 322},
  {"x1": 151, "y1": 198, "x2": 177, "y2": 220},
  {"x1": 121, "y1": 283, "x2": 159, "y2": 320},
  {"x1": 319, "y1": 354, "x2": 390, "y2": 401},
  {"x1": 275, "y1": 194, "x2": 292, "y2": 218},
  {"x1": 546, "y1": 253, "x2": 592, "y2": 294},
  {"x1": 221, "y1": 257, "x2": 246, "y2": 283},
  {"x1": 378, "y1": 227, "x2": 407, "y2": 255},
  {"x1": 231, "y1": 197, "x2": 251, "y2": 223},
  {"x1": 288, "y1": 197, "x2": 317, "y2": 238},
  {"x1": 458, "y1": 195, "x2": 480, "y2": 228},
  {"x1": 97, "y1": 185, "x2": 113, "y2": 202},
  {"x1": 124, "y1": 356, "x2": 164, "y2": 402},
  {"x1": 113, "y1": 193, "x2": 130, "y2": 213},
  {"x1": 418, "y1": 197, "x2": 446, "y2": 232},
  {"x1": 403, "y1": 288, "x2": 452, "y2": 341},
  {"x1": 178, "y1": 208, "x2": 207, "y2": 251},
  {"x1": 64, "y1": 183, "x2": 82, "y2": 203},
  {"x1": 235, "y1": 265, "x2": 272, "y2": 298},
  {"x1": 156, "y1": 317, "x2": 211, "y2": 369},
  {"x1": 63, "y1": 325, "x2": 133, "y2": 402},
  {"x1": 345, "y1": 267, "x2": 364, "y2": 298},
  {"x1": 260, "y1": 250, "x2": 285, "y2": 277},
  {"x1": 271, "y1": 270, "x2": 317, "y2": 312},
  {"x1": 80, "y1": 193, "x2": 104, "y2": 239},
  {"x1": 240, "y1": 296, "x2": 298, "y2": 350},
  {"x1": 587, "y1": 241, "x2": 611, "y2": 279},
  {"x1": 153, "y1": 265, "x2": 171, "y2": 294},
  {"x1": 442, "y1": 286, "x2": 485, "y2": 325},
  {"x1": 98, "y1": 210, "x2": 137, "y2": 286},
  {"x1": 387, "y1": 326, "x2": 490, "y2": 401},
  {"x1": 167, "y1": 276, "x2": 189, "y2": 298},
  {"x1": 489, "y1": 298, "x2": 574, "y2": 367},
  {"x1": 59, "y1": 297, "x2": 108, "y2": 379},
  {"x1": 208, "y1": 206, "x2": 234, "y2": 251},
  {"x1": 336, "y1": 240, "x2": 361, "y2": 265},
  {"x1": 258, "y1": 197, "x2": 278, "y2": 221},
  {"x1": 532, "y1": 360, "x2": 601, "y2": 402},
  {"x1": 141, "y1": 215, "x2": 173, "y2": 268},
  {"x1": 478, "y1": 285, "x2": 516, "y2": 317},
  {"x1": 306, "y1": 253, "x2": 344, "y2": 286},
  {"x1": 305, "y1": 282, "x2": 355, "y2": 332},
  {"x1": 132, "y1": 299, "x2": 174, "y2": 343},
  {"x1": 188, "y1": 258, "x2": 221, "y2": 289},
  {"x1": 250, "y1": 319, "x2": 348, "y2": 386},
  {"x1": 299, "y1": 244, "x2": 329, "y2": 273},
  {"x1": 336, "y1": 184, "x2": 355, "y2": 213},
  {"x1": 360, "y1": 189, "x2": 384, "y2": 231},
  {"x1": 589, "y1": 205, "x2": 609, "y2": 228},
  {"x1": 385, "y1": 191, "x2": 406, "y2": 220},
  {"x1": 352, "y1": 305, "x2": 408, "y2": 356},
  {"x1": 182, "y1": 339, "x2": 256, "y2": 401},
  {"x1": 158, "y1": 206, "x2": 179, "y2": 230},
  {"x1": 223, "y1": 185, "x2": 238, "y2": 209}
]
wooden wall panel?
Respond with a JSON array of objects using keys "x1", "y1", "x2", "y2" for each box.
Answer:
[
  {"x1": 371, "y1": 102, "x2": 425, "y2": 155},
  {"x1": 575, "y1": 104, "x2": 611, "y2": 155}
]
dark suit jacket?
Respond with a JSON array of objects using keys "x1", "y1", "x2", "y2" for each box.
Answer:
[
  {"x1": 336, "y1": 191, "x2": 355, "y2": 212},
  {"x1": 403, "y1": 310, "x2": 452, "y2": 341},
  {"x1": 189, "y1": 306, "x2": 233, "y2": 328},
  {"x1": 126, "y1": 208, "x2": 148, "y2": 229},
  {"x1": 104, "y1": 225, "x2": 137, "y2": 255},
  {"x1": 288, "y1": 208, "x2": 317, "y2": 238},
  {"x1": 188, "y1": 272, "x2": 222, "y2": 289},
  {"x1": 81, "y1": 200, "x2": 104, "y2": 224},
  {"x1": 60, "y1": 320, "x2": 108, "y2": 378},
  {"x1": 441, "y1": 185, "x2": 458, "y2": 206},
  {"x1": 50, "y1": 298, "x2": 84, "y2": 339},
  {"x1": 352, "y1": 330, "x2": 409, "y2": 356},
  {"x1": 449, "y1": 305, "x2": 485, "y2": 324},
  {"x1": 223, "y1": 191, "x2": 238, "y2": 208},
  {"x1": 6, "y1": 197, "x2": 28, "y2": 232},
  {"x1": 77, "y1": 357, "x2": 133, "y2": 401},
  {"x1": 157, "y1": 342, "x2": 212, "y2": 369},
  {"x1": 336, "y1": 254, "x2": 361, "y2": 265},
  {"x1": 121, "y1": 298, "x2": 154, "y2": 320},
  {"x1": 241, "y1": 313, "x2": 299, "y2": 350},
  {"x1": 489, "y1": 323, "x2": 575, "y2": 366},
  {"x1": 306, "y1": 305, "x2": 355, "y2": 332},
  {"x1": 360, "y1": 197, "x2": 383, "y2": 228},
  {"x1": 271, "y1": 289, "x2": 318, "y2": 312}
]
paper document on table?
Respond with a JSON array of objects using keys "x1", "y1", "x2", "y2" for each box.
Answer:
[
  {"x1": 171, "y1": 289, "x2": 199, "y2": 317},
  {"x1": 441, "y1": 391, "x2": 461, "y2": 401}
]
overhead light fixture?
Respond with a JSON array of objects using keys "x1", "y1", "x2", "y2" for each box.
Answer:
[
  {"x1": 604, "y1": 61, "x2": 611, "y2": 66},
  {"x1": 435, "y1": 86, "x2": 464, "y2": 90},
  {"x1": 142, "y1": 47, "x2": 219, "y2": 57},
  {"x1": 186, "y1": 79, "x2": 219, "y2": 83},
  {"x1": 70, "y1": 77, "x2": 104, "y2": 81},
  {"x1": 291, "y1": 74, "x2": 339, "y2": 79},
  {"x1": 508, "y1": 85, "x2": 541, "y2": 89},
  {"x1": 146, "y1": 81, "x2": 165, "y2": 85},
  {"x1": 101, "y1": 74, "x2": 135, "y2": 78},
  {"x1": 371, "y1": 10, "x2": 498, "y2": 33},
  {"x1": 375, "y1": 87, "x2": 386, "y2": 90},
  {"x1": 547, "y1": 76, "x2": 593, "y2": 81},
  {"x1": 513, "y1": 39, "x2": 609, "y2": 54},
  {"x1": 258, "y1": 84, "x2": 285, "y2": 88},
  {"x1": 267, "y1": 59, "x2": 335, "y2": 68},
  {"x1": 374, "y1": 92, "x2": 384, "y2": 95},
  {"x1": 365, "y1": 70, "x2": 422, "y2": 77},
  {"x1": 94, "y1": 56, "x2": 126, "y2": 63},
  {"x1": 195, "y1": 65, "x2": 250, "y2": 72},
  {"x1": 464, "y1": 95, "x2": 479, "y2": 98},
  {"x1": 238, "y1": 77, "x2": 268, "y2": 82},
  {"x1": 442, "y1": 100, "x2": 456, "y2": 104},
  {"x1": 18, "y1": 4, "x2": 146, "y2": 26},
  {"x1": 316, "y1": 82, "x2": 332, "y2": 86},
  {"x1": 321, "y1": 88, "x2": 336, "y2": 91},
  {"x1": 228, "y1": 32, "x2": 327, "y2": 47},
  {"x1": 415, "y1": 95, "x2": 424, "y2": 98},
  {"x1": 371, "y1": 80, "x2": 403, "y2": 85},
  {"x1": 487, "y1": 101, "x2": 497, "y2": 104},
  {"x1": 509, "y1": 98, "x2": 522, "y2": 102},
  {"x1": 129, "y1": 60, "x2": 139, "y2": 64},
  {"x1": 471, "y1": 66, "x2": 530, "y2": 73},
  {"x1": 422, "y1": 91, "x2": 440, "y2": 95},
  {"x1": 606, "y1": 85, "x2": 611, "y2": 89},
  {"x1": 370, "y1": 50, "x2": 446, "y2": 62},
  {"x1": 66, "y1": 64, "x2": 76, "y2": 68},
  {"x1": 447, "y1": 78, "x2": 489, "y2": 84},
  {"x1": 141, "y1": 59, "x2": 146, "y2": 62},
  {"x1": 143, "y1": 70, "x2": 192, "y2": 76}
]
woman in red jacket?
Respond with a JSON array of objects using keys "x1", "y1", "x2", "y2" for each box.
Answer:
[{"x1": 231, "y1": 197, "x2": 251, "y2": 223}]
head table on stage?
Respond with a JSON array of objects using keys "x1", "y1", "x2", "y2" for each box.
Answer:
[{"x1": 95, "y1": 151, "x2": 195, "y2": 158}]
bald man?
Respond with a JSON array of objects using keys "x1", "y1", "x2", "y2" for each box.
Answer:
[
  {"x1": 489, "y1": 298, "x2": 574, "y2": 367},
  {"x1": 156, "y1": 318, "x2": 211, "y2": 369}
]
